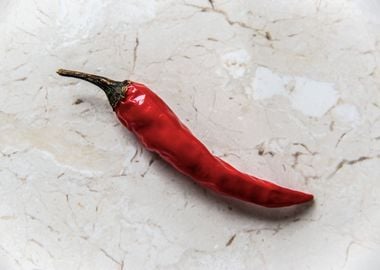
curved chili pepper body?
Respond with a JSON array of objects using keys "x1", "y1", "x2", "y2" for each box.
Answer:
[
  {"x1": 116, "y1": 82, "x2": 313, "y2": 207},
  {"x1": 57, "y1": 69, "x2": 314, "y2": 208}
]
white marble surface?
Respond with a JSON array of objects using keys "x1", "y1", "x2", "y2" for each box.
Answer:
[{"x1": 1, "y1": 0, "x2": 380, "y2": 269}]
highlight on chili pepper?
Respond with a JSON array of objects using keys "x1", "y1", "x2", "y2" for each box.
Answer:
[{"x1": 57, "y1": 69, "x2": 314, "y2": 208}]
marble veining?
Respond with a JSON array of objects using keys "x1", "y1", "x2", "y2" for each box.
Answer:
[{"x1": 1, "y1": 0, "x2": 380, "y2": 269}]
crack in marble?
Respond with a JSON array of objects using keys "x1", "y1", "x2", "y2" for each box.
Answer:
[
  {"x1": 225, "y1": 234, "x2": 236, "y2": 247},
  {"x1": 36, "y1": 12, "x2": 48, "y2": 26},
  {"x1": 0, "y1": 245, "x2": 21, "y2": 267},
  {"x1": 73, "y1": 98, "x2": 84, "y2": 105},
  {"x1": 184, "y1": 3, "x2": 265, "y2": 36},
  {"x1": 243, "y1": 224, "x2": 284, "y2": 236},
  {"x1": 141, "y1": 154, "x2": 158, "y2": 178},
  {"x1": 72, "y1": 129, "x2": 92, "y2": 144},
  {"x1": 11, "y1": 62, "x2": 27, "y2": 71},
  {"x1": 0, "y1": 149, "x2": 25, "y2": 158},
  {"x1": 14, "y1": 77, "x2": 27, "y2": 81},
  {"x1": 342, "y1": 240, "x2": 355, "y2": 269},
  {"x1": 4, "y1": 168, "x2": 28, "y2": 183},
  {"x1": 25, "y1": 213, "x2": 60, "y2": 235},
  {"x1": 15, "y1": 26, "x2": 37, "y2": 38},
  {"x1": 329, "y1": 121, "x2": 335, "y2": 131},
  {"x1": 64, "y1": 194, "x2": 82, "y2": 231},
  {"x1": 328, "y1": 156, "x2": 377, "y2": 179},
  {"x1": 100, "y1": 248, "x2": 122, "y2": 267},
  {"x1": 28, "y1": 238, "x2": 54, "y2": 259},
  {"x1": 218, "y1": 152, "x2": 241, "y2": 159},
  {"x1": 291, "y1": 144, "x2": 318, "y2": 176},
  {"x1": 292, "y1": 143, "x2": 317, "y2": 155},
  {"x1": 36, "y1": 6, "x2": 50, "y2": 20},
  {"x1": 191, "y1": 92, "x2": 198, "y2": 113},
  {"x1": 256, "y1": 142, "x2": 275, "y2": 157},
  {"x1": 291, "y1": 151, "x2": 304, "y2": 169},
  {"x1": 265, "y1": 31, "x2": 272, "y2": 41},
  {"x1": 208, "y1": 0, "x2": 215, "y2": 10},
  {"x1": 132, "y1": 32, "x2": 139, "y2": 72},
  {"x1": 335, "y1": 130, "x2": 351, "y2": 148},
  {"x1": 271, "y1": 15, "x2": 308, "y2": 24}
]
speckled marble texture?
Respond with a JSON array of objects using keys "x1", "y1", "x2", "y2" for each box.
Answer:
[{"x1": 1, "y1": 0, "x2": 380, "y2": 269}]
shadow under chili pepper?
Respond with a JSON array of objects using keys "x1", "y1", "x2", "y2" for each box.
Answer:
[
  {"x1": 190, "y1": 187, "x2": 316, "y2": 221},
  {"x1": 217, "y1": 194, "x2": 315, "y2": 221}
]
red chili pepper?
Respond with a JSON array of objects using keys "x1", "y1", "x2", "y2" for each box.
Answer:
[{"x1": 57, "y1": 69, "x2": 313, "y2": 208}]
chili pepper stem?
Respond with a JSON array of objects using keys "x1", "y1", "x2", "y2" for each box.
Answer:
[{"x1": 57, "y1": 69, "x2": 129, "y2": 109}]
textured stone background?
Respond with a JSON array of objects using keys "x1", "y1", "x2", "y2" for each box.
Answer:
[{"x1": 1, "y1": 0, "x2": 380, "y2": 269}]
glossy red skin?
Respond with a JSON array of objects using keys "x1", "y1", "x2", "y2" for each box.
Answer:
[{"x1": 116, "y1": 82, "x2": 313, "y2": 207}]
